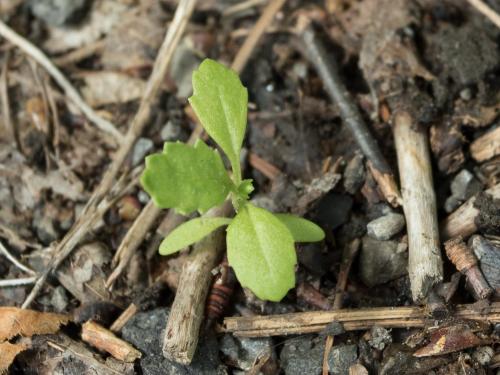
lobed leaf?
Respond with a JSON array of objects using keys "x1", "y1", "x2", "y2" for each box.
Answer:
[
  {"x1": 274, "y1": 214, "x2": 325, "y2": 242},
  {"x1": 159, "y1": 217, "x2": 232, "y2": 255},
  {"x1": 226, "y1": 204, "x2": 296, "y2": 301},
  {"x1": 141, "y1": 139, "x2": 233, "y2": 215},
  {"x1": 189, "y1": 59, "x2": 248, "y2": 182}
]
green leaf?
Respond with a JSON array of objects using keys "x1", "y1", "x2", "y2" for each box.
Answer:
[
  {"x1": 141, "y1": 139, "x2": 233, "y2": 215},
  {"x1": 159, "y1": 217, "x2": 232, "y2": 255},
  {"x1": 188, "y1": 59, "x2": 248, "y2": 183},
  {"x1": 226, "y1": 204, "x2": 296, "y2": 301},
  {"x1": 274, "y1": 214, "x2": 325, "y2": 242}
]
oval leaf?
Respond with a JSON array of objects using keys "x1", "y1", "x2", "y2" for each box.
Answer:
[
  {"x1": 141, "y1": 139, "x2": 233, "y2": 215},
  {"x1": 188, "y1": 59, "x2": 248, "y2": 182},
  {"x1": 274, "y1": 214, "x2": 325, "y2": 242},
  {"x1": 227, "y1": 204, "x2": 296, "y2": 301},
  {"x1": 159, "y1": 217, "x2": 232, "y2": 255}
]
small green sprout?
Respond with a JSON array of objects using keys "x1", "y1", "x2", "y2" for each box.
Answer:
[{"x1": 141, "y1": 59, "x2": 325, "y2": 301}]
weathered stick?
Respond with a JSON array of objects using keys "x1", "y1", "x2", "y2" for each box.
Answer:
[
  {"x1": 444, "y1": 237, "x2": 493, "y2": 300},
  {"x1": 298, "y1": 24, "x2": 402, "y2": 207},
  {"x1": 394, "y1": 112, "x2": 443, "y2": 302},
  {"x1": 440, "y1": 182, "x2": 500, "y2": 240},
  {"x1": 466, "y1": 0, "x2": 500, "y2": 28},
  {"x1": 21, "y1": 0, "x2": 197, "y2": 308},
  {"x1": 105, "y1": 200, "x2": 162, "y2": 288},
  {"x1": 81, "y1": 321, "x2": 141, "y2": 362},
  {"x1": 163, "y1": 203, "x2": 231, "y2": 364},
  {"x1": 0, "y1": 21, "x2": 122, "y2": 141},
  {"x1": 470, "y1": 126, "x2": 500, "y2": 162},
  {"x1": 223, "y1": 302, "x2": 500, "y2": 337}
]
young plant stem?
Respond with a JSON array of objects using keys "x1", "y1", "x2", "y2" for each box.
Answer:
[
  {"x1": 393, "y1": 112, "x2": 443, "y2": 303},
  {"x1": 162, "y1": 202, "x2": 232, "y2": 364},
  {"x1": 222, "y1": 302, "x2": 500, "y2": 337},
  {"x1": 298, "y1": 24, "x2": 401, "y2": 207}
]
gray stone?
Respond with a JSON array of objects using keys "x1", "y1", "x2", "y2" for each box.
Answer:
[
  {"x1": 327, "y1": 344, "x2": 358, "y2": 375},
  {"x1": 472, "y1": 346, "x2": 494, "y2": 365},
  {"x1": 132, "y1": 138, "x2": 154, "y2": 166},
  {"x1": 220, "y1": 335, "x2": 273, "y2": 371},
  {"x1": 280, "y1": 336, "x2": 324, "y2": 375},
  {"x1": 445, "y1": 170, "x2": 482, "y2": 213},
  {"x1": 359, "y1": 236, "x2": 408, "y2": 287},
  {"x1": 366, "y1": 213, "x2": 405, "y2": 240},
  {"x1": 161, "y1": 121, "x2": 182, "y2": 142},
  {"x1": 30, "y1": 0, "x2": 89, "y2": 26},
  {"x1": 470, "y1": 235, "x2": 500, "y2": 290},
  {"x1": 343, "y1": 153, "x2": 365, "y2": 194},
  {"x1": 50, "y1": 286, "x2": 68, "y2": 312},
  {"x1": 170, "y1": 39, "x2": 202, "y2": 99},
  {"x1": 122, "y1": 308, "x2": 226, "y2": 375},
  {"x1": 451, "y1": 169, "x2": 482, "y2": 201},
  {"x1": 368, "y1": 326, "x2": 392, "y2": 350}
]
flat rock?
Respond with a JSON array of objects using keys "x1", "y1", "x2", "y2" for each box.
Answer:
[
  {"x1": 366, "y1": 213, "x2": 405, "y2": 240},
  {"x1": 359, "y1": 236, "x2": 408, "y2": 287},
  {"x1": 280, "y1": 336, "x2": 325, "y2": 375},
  {"x1": 122, "y1": 308, "x2": 226, "y2": 375},
  {"x1": 220, "y1": 335, "x2": 274, "y2": 371},
  {"x1": 328, "y1": 344, "x2": 358, "y2": 375}
]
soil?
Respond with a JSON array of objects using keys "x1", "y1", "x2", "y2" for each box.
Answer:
[{"x1": 0, "y1": 0, "x2": 499, "y2": 374}]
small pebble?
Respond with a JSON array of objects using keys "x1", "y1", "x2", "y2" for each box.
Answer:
[
  {"x1": 368, "y1": 326, "x2": 392, "y2": 350},
  {"x1": 132, "y1": 138, "x2": 154, "y2": 166},
  {"x1": 328, "y1": 344, "x2": 358, "y2": 375},
  {"x1": 29, "y1": 0, "x2": 89, "y2": 26},
  {"x1": 459, "y1": 88, "x2": 473, "y2": 101},
  {"x1": 118, "y1": 195, "x2": 141, "y2": 221},
  {"x1": 160, "y1": 120, "x2": 181, "y2": 142},
  {"x1": 366, "y1": 213, "x2": 405, "y2": 240},
  {"x1": 343, "y1": 153, "x2": 365, "y2": 194},
  {"x1": 472, "y1": 346, "x2": 494, "y2": 365},
  {"x1": 359, "y1": 236, "x2": 408, "y2": 287},
  {"x1": 50, "y1": 286, "x2": 68, "y2": 312}
]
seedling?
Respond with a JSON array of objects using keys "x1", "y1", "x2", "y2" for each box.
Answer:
[{"x1": 141, "y1": 59, "x2": 325, "y2": 301}]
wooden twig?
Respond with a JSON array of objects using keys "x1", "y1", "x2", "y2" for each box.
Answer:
[
  {"x1": 332, "y1": 238, "x2": 360, "y2": 310},
  {"x1": 470, "y1": 126, "x2": 500, "y2": 162},
  {"x1": 394, "y1": 112, "x2": 443, "y2": 302},
  {"x1": 466, "y1": 0, "x2": 500, "y2": 28},
  {"x1": 248, "y1": 152, "x2": 281, "y2": 180},
  {"x1": 105, "y1": 200, "x2": 162, "y2": 289},
  {"x1": 444, "y1": 237, "x2": 493, "y2": 300},
  {"x1": 0, "y1": 51, "x2": 17, "y2": 146},
  {"x1": 0, "y1": 21, "x2": 122, "y2": 141},
  {"x1": 109, "y1": 304, "x2": 138, "y2": 333},
  {"x1": 81, "y1": 321, "x2": 141, "y2": 362},
  {"x1": 52, "y1": 39, "x2": 106, "y2": 67},
  {"x1": 21, "y1": 0, "x2": 197, "y2": 309},
  {"x1": 222, "y1": 0, "x2": 267, "y2": 17},
  {"x1": 297, "y1": 24, "x2": 402, "y2": 207},
  {"x1": 441, "y1": 183, "x2": 500, "y2": 240},
  {"x1": 0, "y1": 277, "x2": 36, "y2": 287},
  {"x1": 231, "y1": 0, "x2": 288, "y2": 74},
  {"x1": 163, "y1": 203, "x2": 231, "y2": 364},
  {"x1": 223, "y1": 302, "x2": 500, "y2": 337},
  {"x1": 0, "y1": 240, "x2": 36, "y2": 276}
]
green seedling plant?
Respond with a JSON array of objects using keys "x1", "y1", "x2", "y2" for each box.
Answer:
[{"x1": 141, "y1": 59, "x2": 325, "y2": 301}]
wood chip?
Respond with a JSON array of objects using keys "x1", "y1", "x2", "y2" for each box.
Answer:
[{"x1": 82, "y1": 321, "x2": 141, "y2": 362}]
